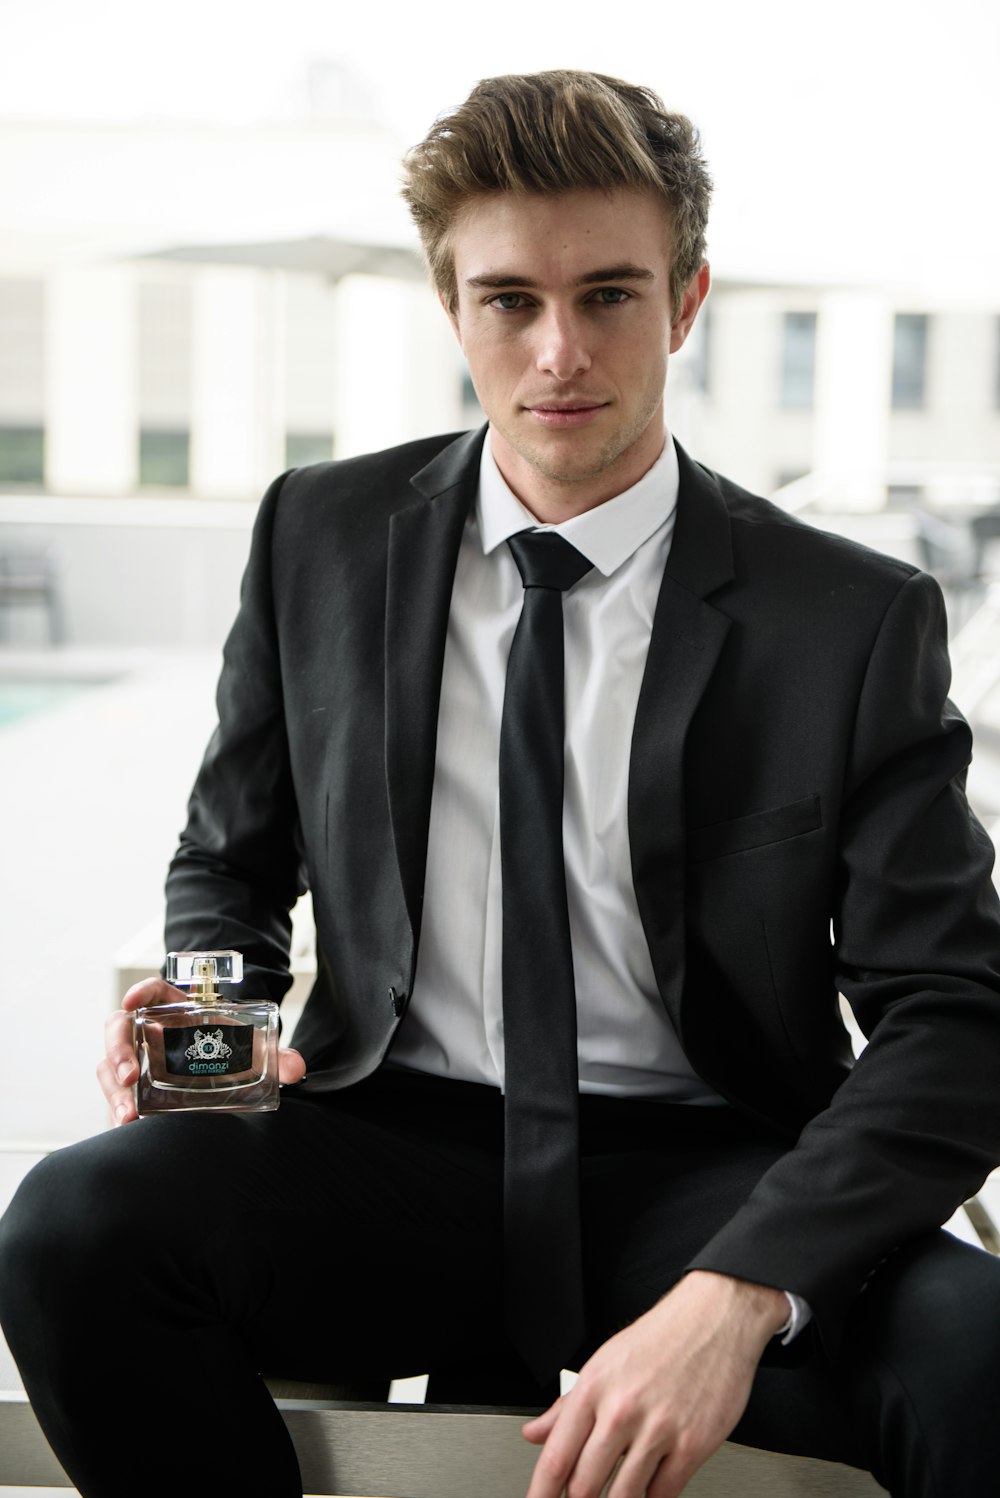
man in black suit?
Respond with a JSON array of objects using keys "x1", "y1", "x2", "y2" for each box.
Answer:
[{"x1": 3, "y1": 70, "x2": 1000, "y2": 1498}]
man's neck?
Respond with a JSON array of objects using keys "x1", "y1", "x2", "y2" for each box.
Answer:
[{"x1": 489, "y1": 423, "x2": 667, "y2": 525}]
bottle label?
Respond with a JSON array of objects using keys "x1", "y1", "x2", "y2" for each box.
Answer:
[{"x1": 163, "y1": 1024, "x2": 255, "y2": 1077}]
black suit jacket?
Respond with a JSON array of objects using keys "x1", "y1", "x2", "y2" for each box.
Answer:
[{"x1": 166, "y1": 426, "x2": 1000, "y2": 1347}]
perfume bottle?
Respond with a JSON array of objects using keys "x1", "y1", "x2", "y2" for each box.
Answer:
[{"x1": 134, "y1": 950, "x2": 279, "y2": 1114}]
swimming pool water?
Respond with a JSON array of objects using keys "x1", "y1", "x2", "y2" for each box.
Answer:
[{"x1": 0, "y1": 680, "x2": 88, "y2": 727}]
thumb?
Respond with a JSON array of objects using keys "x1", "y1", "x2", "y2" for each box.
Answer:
[{"x1": 278, "y1": 1046, "x2": 307, "y2": 1084}]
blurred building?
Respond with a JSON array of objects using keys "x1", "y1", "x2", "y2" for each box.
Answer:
[
  {"x1": 0, "y1": 109, "x2": 465, "y2": 502},
  {"x1": 1, "y1": 109, "x2": 998, "y2": 499},
  {"x1": 0, "y1": 110, "x2": 466, "y2": 648},
  {"x1": 674, "y1": 288, "x2": 1000, "y2": 510},
  {"x1": 2, "y1": 110, "x2": 1000, "y2": 657}
]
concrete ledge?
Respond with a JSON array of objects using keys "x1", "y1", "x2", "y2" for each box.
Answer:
[
  {"x1": 0, "y1": 1391, "x2": 71, "y2": 1486},
  {"x1": 0, "y1": 1389, "x2": 886, "y2": 1496}
]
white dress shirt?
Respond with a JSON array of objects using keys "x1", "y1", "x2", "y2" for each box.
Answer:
[{"x1": 394, "y1": 431, "x2": 721, "y2": 1103}]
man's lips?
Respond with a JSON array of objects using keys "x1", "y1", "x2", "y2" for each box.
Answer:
[{"x1": 525, "y1": 401, "x2": 609, "y2": 428}]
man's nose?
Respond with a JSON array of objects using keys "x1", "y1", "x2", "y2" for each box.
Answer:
[{"x1": 535, "y1": 308, "x2": 592, "y2": 382}]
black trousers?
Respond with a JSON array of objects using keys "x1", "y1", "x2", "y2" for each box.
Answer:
[{"x1": 1, "y1": 1069, "x2": 999, "y2": 1497}]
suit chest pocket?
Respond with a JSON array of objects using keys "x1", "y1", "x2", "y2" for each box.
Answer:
[{"x1": 688, "y1": 793, "x2": 822, "y2": 863}]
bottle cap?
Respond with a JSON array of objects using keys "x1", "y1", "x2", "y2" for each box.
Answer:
[{"x1": 165, "y1": 950, "x2": 243, "y2": 987}]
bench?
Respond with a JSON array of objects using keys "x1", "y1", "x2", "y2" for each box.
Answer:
[{"x1": 0, "y1": 1373, "x2": 887, "y2": 1496}]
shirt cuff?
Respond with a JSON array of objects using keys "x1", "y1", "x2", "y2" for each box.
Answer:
[{"x1": 776, "y1": 1291, "x2": 812, "y2": 1345}]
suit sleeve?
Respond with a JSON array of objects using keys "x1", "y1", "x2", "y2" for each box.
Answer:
[
  {"x1": 689, "y1": 570, "x2": 1000, "y2": 1348},
  {"x1": 164, "y1": 470, "x2": 305, "y2": 1004}
]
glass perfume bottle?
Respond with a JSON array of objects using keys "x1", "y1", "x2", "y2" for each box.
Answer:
[{"x1": 134, "y1": 950, "x2": 279, "y2": 1114}]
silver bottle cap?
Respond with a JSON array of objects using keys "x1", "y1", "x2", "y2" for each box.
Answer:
[{"x1": 165, "y1": 950, "x2": 243, "y2": 988}]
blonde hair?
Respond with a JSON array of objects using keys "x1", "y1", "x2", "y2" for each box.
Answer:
[{"x1": 401, "y1": 70, "x2": 712, "y2": 317}]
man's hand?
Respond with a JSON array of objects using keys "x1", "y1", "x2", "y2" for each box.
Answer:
[
  {"x1": 522, "y1": 1270, "x2": 788, "y2": 1498},
  {"x1": 97, "y1": 976, "x2": 308, "y2": 1126}
]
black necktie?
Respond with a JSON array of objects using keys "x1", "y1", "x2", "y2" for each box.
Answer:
[{"x1": 500, "y1": 529, "x2": 593, "y2": 1384}]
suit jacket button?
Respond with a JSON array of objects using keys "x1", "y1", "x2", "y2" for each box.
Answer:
[{"x1": 388, "y1": 986, "x2": 406, "y2": 1017}]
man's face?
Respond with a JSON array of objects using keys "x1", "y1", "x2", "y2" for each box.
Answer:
[{"x1": 445, "y1": 187, "x2": 707, "y2": 516}]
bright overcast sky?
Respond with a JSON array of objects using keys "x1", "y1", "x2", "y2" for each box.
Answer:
[{"x1": 2, "y1": 0, "x2": 999, "y2": 295}]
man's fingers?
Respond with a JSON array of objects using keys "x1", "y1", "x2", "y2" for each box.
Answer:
[
  {"x1": 121, "y1": 976, "x2": 178, "y2": 1011},
  {"x1": 100, "y1": 990, "x2": 166, "y2": 1121},
  {"x1": 100, "y1": 1008, "x2": 139, "y2": 1123},
  {"x1": 557, "y1": 1412, "x2": 649, "y2": 1498},
  {"x1": 103, "y1": 1009, "x2": 138, "y2": 1082},
  {"x1": 603, "y1": 1449, "x2": 663, "y2": 1498},
  {"x1": 644, "y1": 1456, "x2": 682, "y2": 1498},
  {"x1": 524, "y1": 1393, "x2": 597, "y2": 1498},
  {"x1": 278, "y1": 1046, "x2": 307, "y2": 1085},
  {"x1": 95, "y1": 1051, "x2": 138, "y2": 1125},
  {"x1": 522, "y1": 1398, "x2": 562, "y2": 1444},
  {"x1": 645, "y1": 1442, "x2": 704, "y2": 1498}
]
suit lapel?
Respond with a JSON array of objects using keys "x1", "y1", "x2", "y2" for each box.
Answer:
[
  {"x1": 629, "y1": 443, "x2": 734, "y2": 1030},
  {"x1": 384, "y1": 428, "x2": 485, "y2": 944}
]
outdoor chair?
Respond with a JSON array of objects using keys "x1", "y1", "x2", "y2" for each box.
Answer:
[{"x1": 0, "y1": 548, "x2": 64, "y2": 644}]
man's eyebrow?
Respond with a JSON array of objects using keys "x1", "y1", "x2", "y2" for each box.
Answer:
[
  {"x1": 465, "y1": 264, "x2": 657, "y2": 290},
  {"x1": 578, "y1": 265, "x2": 656, "y2": 285}
]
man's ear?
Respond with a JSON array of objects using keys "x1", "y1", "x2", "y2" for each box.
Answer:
[{"x1": 669, "y1": 262, "x2": 711, "y2": 354}]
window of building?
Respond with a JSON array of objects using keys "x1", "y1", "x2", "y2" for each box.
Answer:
[
  {"x1": 891, "y1": 314, "x2": 929, "y2": 409},
  {"x1": 138, "y1": 281, "x2": 192, "y2": 490},
  {"x1": 780, "y1": 311, "x2": 817, "y2": 408},
  {"x1": 286, "y1": 432, "x2": 334, "y2": 468},
  {"x1": 0, "y1": 280, "x2": 45, "y2": 486},
  {"x1": 0, "y1": 425, "x2": 45, "y2": 485},
  {"x1": 138, "y1": 429, "x2": 190, "y2": 487}
]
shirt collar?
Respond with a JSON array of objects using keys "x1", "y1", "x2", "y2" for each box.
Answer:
[{"x1": 475, "y1": 428, "x2": 679, "y2": 578}]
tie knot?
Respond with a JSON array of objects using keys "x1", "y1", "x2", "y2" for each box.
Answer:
[{"x1": 507, "y1": 531, "x2": 593, "y2": 593}]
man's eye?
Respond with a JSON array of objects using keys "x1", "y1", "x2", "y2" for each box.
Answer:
[
  {"x1": 491, "y1": 292, "x2": 526, "y2": 311},
  {"x1": 593, "y1": 288, "x2": 630, "y2": 305}
]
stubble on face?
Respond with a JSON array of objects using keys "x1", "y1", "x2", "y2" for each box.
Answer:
[{"x1": 491, "y1": 389, "x2": 666, "y2": 491}]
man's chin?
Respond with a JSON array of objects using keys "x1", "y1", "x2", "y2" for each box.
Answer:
[
  {"x1": 514, "y1": 442, "x2": 627, "y2": 488},
  {"x1": 497, "y1": 426, "x2": 619, "y2": 485}
]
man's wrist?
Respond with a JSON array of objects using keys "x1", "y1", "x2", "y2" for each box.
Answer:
[
  {"x1": 734, "y1": 1277, "x2": 793, "y2": 1337},
  {"x1": 683, "y1": 1270, "x2": 792, "y2": 1344}
]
